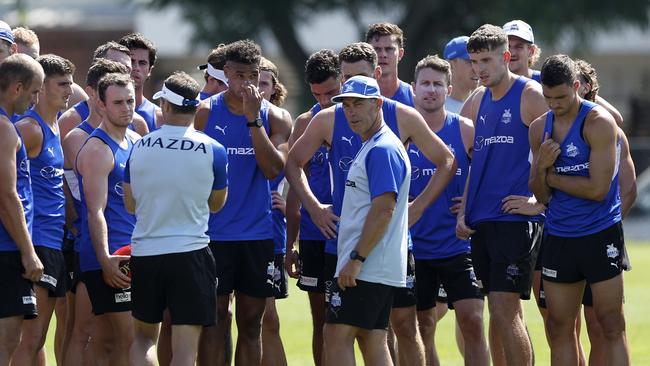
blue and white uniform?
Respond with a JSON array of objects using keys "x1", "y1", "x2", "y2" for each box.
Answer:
[
  {"x1": 135, "y1": 98, "x2": 159, "y2": 132},
  {"x1": 78, "y1": 129, "x2": 136, "y2": 272},
  {"x1": 410, "y1": 113, "x2": 470, "y2": 259},
  {"x1": 390, "y1": 80, "x2": 415, "y2": 107}
]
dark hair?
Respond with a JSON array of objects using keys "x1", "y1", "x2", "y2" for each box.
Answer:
[
  {"x1": 414, "y1": 55, "x2": 451, "y2": 86},
  {"x1": 339, "y1": 42, "x2": 377, "y2": 68},
  {"x1": 305, "y1": 49, "x2": 340, "y2": 84},
  {"x1": 575, "y1": 59, "x2": 600, "y2": 102},
  {"x1": 97, "y1": 73, "x2": 132, "y2": 102},
  {"x1": 86, "y1": 59, "x2": 130, "y2": 89},
  {"x1": 365, "y1": 22, "x2": 405, "y2": 48},
  {"x1": 224, "y1": 39, "x2": 261, "y2": 65},
  {"x1": 163, "y1": 71, "x2": 201, "y2": 114},
  {"x1": 93, "y1": 41, "x2": 131, "y2": 61},
  {"x1": 36, "y1": 54, "x2": 75, "y2": 77},
  {"x1": 0, "y1": 53, "x2": 42, "y2": 92},
  {"x1": 540, "y1": 54, "x2": 577, "y2": 87},
  {"x1": 118, "y1": 33, "x2": 157, "y2": 67},
  {"x1": 207, "y1": 44, "x2": 228, "y2": 69},
  {"x1": 467, "y1": 24, "x2": 508, "y2": 53}
]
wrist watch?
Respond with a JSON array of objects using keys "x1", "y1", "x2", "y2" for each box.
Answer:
[
  {"x1": 349, "y1": 250, "x2": 366, "y2": 263},
  {"x1": 246, "y1": 117, "x2": 263, "y2": 128}
]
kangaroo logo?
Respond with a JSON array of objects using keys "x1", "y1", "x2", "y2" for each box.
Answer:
[
  {"x1": 341, "y1": 136, "x2": 353, "y2": 146},
  {"x1": 215, "y1": 125, "x2": 227, "y2": 135}
]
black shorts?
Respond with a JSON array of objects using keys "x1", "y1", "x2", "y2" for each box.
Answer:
[
  {"x1": 415, "y1": 252, "x2": 483, "y2": 311},
  {"x1": 297, "y1": 240, "x2": 326, "y2": 292},
  {"x1": 323, "y1": 253, "x2": 337, "y2": 304},
  {"x1": 131, "y1": 247, "x2": 217, "y2": 326},
  {"x1": 542, "y1": 222, "x2": 624, "y2": 284},
  {"x1": 471, "y1": 221, "x2": 541, "y2": 299},
  {"x1": 326, "y1": 279, "x2": 394, "y2": 330},
  {"x1": 393, "y1": 250, "x2": 417, "y2": 308},
  {"x1": 272, "y1": 253, "x2": 289, "y2": 300},
  {"x1": 210, "y1": 240, "x2": 275, "y2": 298},
  {"x1": 82, "y1": 270, "x2": 131, "y2": 315},
  {"x1": 537, "y1": 278, "x2": 595, "y2": 309},
  {"x1": 62, "y1": 238, "x2": 79, "y2": 292},
  {"x1": 0, "y1": 251, "x2": 37, "y2": 319},
  {"x1": 34, "y1": 246, "x2": 67, "y2": 298}
]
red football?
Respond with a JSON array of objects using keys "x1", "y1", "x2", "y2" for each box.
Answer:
[{"x1": 114, "y1": 244, "x2": 131, "y2": 278}]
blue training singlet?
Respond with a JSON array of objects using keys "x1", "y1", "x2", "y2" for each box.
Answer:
[
  {"x1": 390, "y1": 80, "x2": 415, "y2": 107},
  {"x1": 0, "y1": 110, "x2": 33, "y2": 251},
  {"x1": 73, "y1": 100, "x2": 90, "y2": 122},
  {"x1": 23, "y1": 110, "x2": 65, "y2": 250},
  {"x1": 78, "y1": 128, "x2": 136, "y2": 271},
  {"x1": 465, "y1": 77, "x2": 543, "y2": 226},
  {"x1": 199, "y1": 91, "x2": 212, "y2": 101},
  {"x1": 70, "y1": 120, "x2": 96, "y2": 252},
  {"x1": 531, "y1": 70, "x2": 541, "y2": 83},
  {"x1": 543, "y1": 100, "x2": 621, "y2": 237},
  {"x1": 270, "y1": 174, "x2": 287, "y2": 255},
  {"x1": 135, "y1": 98, "x2": 159, "y2": 132},
  {"x1": 325, "y1": 97, "x2": 401, "y2": 254},
  {"x1": 300, "y1": 103, "x2": 332, "y2": 241},
  {"x1": 204, "y1": 92, "x2": 273, "y2": 241},
  {"x1": 409, "y1": 113, "x2": 470, "y2": 259}
]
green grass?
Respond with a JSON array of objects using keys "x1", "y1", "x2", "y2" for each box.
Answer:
[{"x1": 45, "y1": 242, "x2": 650, "y2": 365}]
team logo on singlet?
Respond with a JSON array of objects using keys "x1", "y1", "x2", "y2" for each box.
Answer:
[
  {"x1": 479, "y1": 114, "x2": 487, "y2": 125},
  {"x1": 566, "y1": 142, "x2": 580, "y2": 158},
  {"x1": 447, "y1": 144, "x2": 456, "y2": 156},
  {"x1": 501, "y1": 109, "x2": 512, "y2": 124},
  {"x1": 47, "y1": 146, "x2": 55, "y2": 156},
  {"x1": 311, "y1": 150, "x2": 325, "y2": 165},
  {"x1": 409, "y1": 147, "x2": 420, "y2": 157},
  {"x1": 40, "y1": 166, "x2": 64, "y2": 181},
  {"x1": 19, "y1": 157, "x2": 29, "y2": 173}
]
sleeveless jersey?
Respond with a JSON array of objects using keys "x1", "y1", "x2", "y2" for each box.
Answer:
[
  {"x1": 135, "y1": 97, "x2": 159, "y2": 132},
  {"x1": 0, "y1": 110, "x2": 33, "y2": 251},
  {"x1": 78, "y1": 129, "x2": 136, "y2": 271},
  {"x1": 23, "y1": 110, "x2": 65, "y2": 250},
  {"x1": 199, "y1": 91, "x2": 212, "y2": 101},
  {"x1": 531, "y1": 70, "x2": 541, "y2": 83},
  {"x1": 543, "y1": 100, "x2": 622, "y2": 236},
  {"x1": 73, "y1": 100, "x2": 90, "y2": 122},
  {"x1": 204, "y1": 92, "x2": 273, "y2": 241},
  {"x1": 300, "y1": 103, "x2": 332, "y2": 241},
  {"x1": 326, "y1": 97, "x2": 401, "y2": 254},
  {"x1": 465, "y1": 77, "x2": 543, "y2": 226},
  {"x1": 390, "y1": 80, "x2": 415, "y2": 107},
  {"x1": 270, "y1": 174, "x2": 287, "y2": 255},
  {"x1": 409, "y1": 113, "x2": 470, "y2": 259}
]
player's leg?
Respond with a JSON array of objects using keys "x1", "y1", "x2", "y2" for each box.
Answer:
[{"x1": 131, "y1": 319, "x2": 160, "y2": 366}]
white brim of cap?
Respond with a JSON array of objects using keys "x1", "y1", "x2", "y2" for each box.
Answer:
[
  {"x1": 506, "y1": 31, "x2": 534, "y2": 43},
  {"x1": 331, "y1": 93, "x2": 381, "y2": 104}
]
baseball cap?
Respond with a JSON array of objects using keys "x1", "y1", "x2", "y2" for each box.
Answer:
[
  {"x1": 443, "y1": 36, "x2": 470, "y2": 60},
  {"x1": 503, "y1": 20, "x2": 534, "y2": 43},
  {"x1": 0, "y1": 21, "x2": 15, "y2": 45},
  {"x1": 331, "y1": 76, "x2": 381, "y2": 104}
]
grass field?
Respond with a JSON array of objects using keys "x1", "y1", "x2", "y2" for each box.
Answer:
[{"x1": 45, "y1": 242, "x2": 650, "y2": 365}]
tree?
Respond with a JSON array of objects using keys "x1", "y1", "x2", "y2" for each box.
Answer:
[{"x1": 149, "y1": 0, "x2": 649, "y2": 107}]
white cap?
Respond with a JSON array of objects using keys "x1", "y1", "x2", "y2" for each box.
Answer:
[
  {"x1": 503, "y1": 20, "x2": 534, "y2": 43},
  {"x1": 153, "y1": 84, "x2": 200, "y2": 107}
]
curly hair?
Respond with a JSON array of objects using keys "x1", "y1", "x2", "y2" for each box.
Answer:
[
  {"x1": 365, "y1": 22, "x2": 405, "y2": 48},
  {"x1": 574, "y1": 59, "x2": 600, "y2": 102},
  {"x1": 339, "y1": 42, "x2": 377, "y2": 68},
  {"x1": 467, "y1": 24, "x2": 508, "y2": 53},
  {"x1": 224, "y1": 39, "x2": 261, "y2": 65},
  {"x1": 260, "y1": 57, "x2": 287, "y2": 107},
  {"x1": 305, "y1": 49, "x2": 340, "y2": 84}
]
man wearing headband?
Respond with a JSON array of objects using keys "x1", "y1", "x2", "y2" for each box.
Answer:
[
  {"x1": 125, "y1": 71, "x2": 228, "y2": 366},
  {"x1": 194, "y1": 39, "x2": 292, "y2": 366},
  {"x1": 198, "y1": 44, "x2": 229, "y2": 100},
  {"x1": 0, "y1": 20, "x2": 17, "y2": 63},
  {"x1": 321, "y1": 75, "x2": 410, "y2": 366}
]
